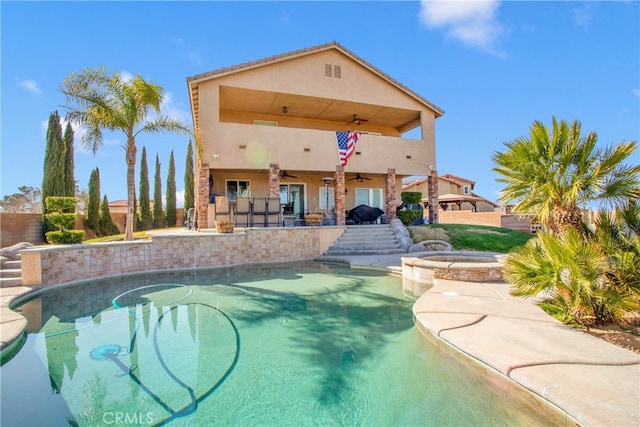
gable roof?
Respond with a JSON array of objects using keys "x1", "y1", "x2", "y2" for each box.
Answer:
[{"x1": 187, "y1": 41, "x2": 444, "y2": 131}]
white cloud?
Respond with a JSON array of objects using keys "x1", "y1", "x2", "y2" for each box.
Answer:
[
  {"x1": 176, "y1": 189, "x2": 185, "y2": 208},
  {"x1": 159, "y1": 92, "x2": 190, "y2": 123},
  {"x1": 572, "y1": 4, "x2": 593, "y2": 28},
  {"x1": 19, "y1": 79, "x2": 42, "y2": 95},
  {"x1": 419, "y1": 0, "x2": 503, "y2": 54},
  {"x1": 120, "y1": 70, "x2": 134, "y2": 83}
]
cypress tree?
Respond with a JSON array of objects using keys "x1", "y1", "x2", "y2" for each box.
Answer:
[
  {"x1": 153, "y1": 154, "x2": 164, "y2": 228},
  {"x1": 63, "y1": 122, "x2": 75, "y2": 197},
  {"x1": 138, "y1": 147, "x2": 152, "y2": 230},
  {"x1": 166, "y1": 150, "x2": 177, "y2": 227},
  {"x1": 42, "y1": 111, "x2": 65, "y2": 205},
  {"x1": 87, "y1": 168, "x2": 101, "y2": 234},
  {"x1": 184, "y1": 140, "x2": 195, "y2": 223},
  {"x1": 99, "y1": 195, "x2": 120, "y2": 236}
]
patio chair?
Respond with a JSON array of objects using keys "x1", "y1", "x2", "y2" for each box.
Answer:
[
  {"x1": 252, "y1": 197, "x2": 268, "y2": 227},
  {"x1": 214, "y1": 196, "x2": 232, "y2": 222},
  {"x1": 266, "y1": 197, "x2": 282, "y2": 227},
  {"x1": 235, "y1": 197, "x2": 251, "y2": 227}
]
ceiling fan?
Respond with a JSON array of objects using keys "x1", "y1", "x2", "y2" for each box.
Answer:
[
  {"x1": 280, "y1": 170, "x2": 298, "y2": 179},
  {"x1": 346, "y1": 114, "x2": 368, "y2": 125},
  {"x1": 348, "y1": 173, "x2": 371, "y2": 182}
]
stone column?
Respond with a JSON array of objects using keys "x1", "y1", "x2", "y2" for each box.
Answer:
[
  {"x1": 268, "y1": 163, "x2": 280, "y2": 198},
  {"x1": 427, "y1": 168, "x2": 439, "y2": 224},
  {"x1": 385, "y1": 168, "x2": 397, "y2": 223},
  {"x1": 335, "y1": 166, "x2": 345, "y2": 226},
  {"x1": 196, "y1": 161, "x2": 210, "y2": 230}
]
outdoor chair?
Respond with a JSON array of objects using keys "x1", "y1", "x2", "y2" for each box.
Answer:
[
  {"x1": 252, "y1": 197, "x2": 268, "y2": 227},
  {"x1": 266, "y1": 197, "x2": 282, "y2": 227},
  {"x1": 214, "y1": 196, "x2": 232, "y2": 222},
  {"x1": 235, "y1": 197, "x2": 251, "y2": 227}
]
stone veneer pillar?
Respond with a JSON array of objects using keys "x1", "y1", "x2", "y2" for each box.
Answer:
[
  {"x1": 385, "y1": 168, "x2": 397, "y2": 223},
  {"x1": 268, "y1": 163, "x2": 280, "y2": 198},
  {"x1": 335, "y1": 166, "x2": 345, "y2": 225},
  {"x1": 427, "y1": 169, "x2": 439, "y2": 224},
  {"x1": 196, "y1": 161, "x2": 210, "y2": 230}
]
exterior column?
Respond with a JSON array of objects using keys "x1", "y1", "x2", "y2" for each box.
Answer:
[
  {"x1": 385, "y1": 168, "x2": 397, "y2": 223},
  {"x1": 427, "y1": 168, "x2": 439, "y2": 224},
  {"x1": 335, "y1": 166, "x2": 345, "y2": 226},
  {"x1": 196, "y1": 161, "x2": 210, "y2": 230},
  {"x1": 268, "y1": 163, "x2": 280, "y2": 198}
]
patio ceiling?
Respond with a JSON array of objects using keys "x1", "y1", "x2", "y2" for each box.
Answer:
[{"x1": 219, "y1": 86, "x2": 422, "y2": 132}]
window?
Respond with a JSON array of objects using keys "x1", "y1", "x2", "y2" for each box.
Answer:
[
  {"x1": 226, "y1": 180, "x2": 250, "y2": 201},
  {"x1": 463, "y1": 185, "x2": 470, "y2": 195},
  {"x1": 355, "y1": 188, "x2": 384, "y2": 209}
]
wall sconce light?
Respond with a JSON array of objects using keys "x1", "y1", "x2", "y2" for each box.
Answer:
[
  {"x1": 406, "y1": 155, "x2": 412, "y2": 159},
  {"x1": 355, "y1": 151, "x2": 361, "y2": 155},
  {"x1": 213, "y1": 153, "x2": 220, "y2": 160},
  {"x1": 345, "y1": 188, "x2": 349, "y2": 194},
  {"x1": 304, "y1": 148, "x2": 310, "y2": 152},
  {"x1": 282, "y1": 106, "x2": 288, "y2": 113}
]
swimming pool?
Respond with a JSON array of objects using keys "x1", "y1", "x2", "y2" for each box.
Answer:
[{"x1": 1, "y1": 261, "x2": 558, "y2": 426}]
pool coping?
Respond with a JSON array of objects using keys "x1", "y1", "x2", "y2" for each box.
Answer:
[{"x1": 2, "y1": 253, "x2": 639, "y2": 426}]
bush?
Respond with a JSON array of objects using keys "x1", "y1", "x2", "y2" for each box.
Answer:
[
  {"x1": 45, "y1": 197, "x2": 76, "y2": 213},
  {"x1": 46, "y1": 230, "x2": 85, "y2": 244},
  {"x1": 401, "y1": 192, "x2": 422, "y2": 204},
  {"x1": 46, "y1": 212, "x2": 76, "y2": 231},
  {"x1": 397, "y1": 209, "x2": 422, "y2": 225}
]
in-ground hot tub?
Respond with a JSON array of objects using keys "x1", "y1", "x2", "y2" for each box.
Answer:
[{"x1": 401, "y1": 251, "x2": 506, "y2": 296}]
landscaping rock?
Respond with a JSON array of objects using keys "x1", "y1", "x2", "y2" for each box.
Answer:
[{"x1": 0, "y1": 242, "x2": 34, "y2": 260}]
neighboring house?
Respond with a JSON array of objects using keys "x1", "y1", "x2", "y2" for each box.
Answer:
[
  {"x1": 186, "y1": 41, "x2": 444, "y2": 228},
  {"x1": 402, "y1": 173, "x2": 499, "y2": 213}
]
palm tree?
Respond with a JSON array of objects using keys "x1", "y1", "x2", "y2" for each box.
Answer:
[
  {"x1": 493, "y1": 117, "x2": 640, "y2": 234},
  {"x1": 60, "y1": 67, "x2": 190, "y2": 240}
]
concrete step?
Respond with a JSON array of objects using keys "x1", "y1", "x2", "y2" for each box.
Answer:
[
  {"x1": 325, "y1": 248, "x2": 406, "y2": 256},
  {"x1": 2, "y1": 260, "x2": 22, "y2": 270},
  {"x1": 0, "y1": 269, "x2": 22, "y2": 279},
  {"x1": 329, "y1": 241, "x2": 401, "y2": 250},
  {"x1": 0, "y1": 277, "x2": 22, "y2": 288}
]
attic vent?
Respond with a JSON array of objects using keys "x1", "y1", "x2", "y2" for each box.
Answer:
[{"x1": 324, "y1": 64, "x2": 342, "y2": 78}]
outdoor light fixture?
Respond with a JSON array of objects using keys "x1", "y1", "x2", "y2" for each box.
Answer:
[
  {"x1": 213, "y1": 153, "x2": 221, "y2": 160},
  {"x1": 282, "y1": 106, "x2": 288, "y2": 113}
]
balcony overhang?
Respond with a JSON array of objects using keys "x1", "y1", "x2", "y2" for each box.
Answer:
[{"x1": 219, "y1": 86, "x2": 422, "y2": 133}]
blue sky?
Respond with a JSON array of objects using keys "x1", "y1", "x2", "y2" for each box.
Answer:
[{"x1": 2, "y1": 1, "x2": 639, "y2": 207}]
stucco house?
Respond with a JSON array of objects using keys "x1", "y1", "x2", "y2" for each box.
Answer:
[
  {"x1": 186, "y1": 41, "x2": 444, "y2": 229},
  {"x1": 403, "y1": 173, "x2": 499, "y2": 213}
]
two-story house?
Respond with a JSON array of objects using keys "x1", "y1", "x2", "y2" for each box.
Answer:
[{"x1": 187, "y1": 41, "x2": 444, "y2": 228}]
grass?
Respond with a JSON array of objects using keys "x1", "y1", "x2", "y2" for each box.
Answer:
[
  {"x1": 83, "y1": 231, "x2": 151, "y2": 243},
  {"x1": 408, "y1": 223, "x2": 534, "y2": 253}
]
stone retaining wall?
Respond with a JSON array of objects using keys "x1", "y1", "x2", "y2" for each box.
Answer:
[{"x1": 21, "y1": 227, "x2": 345, "y2": 288}]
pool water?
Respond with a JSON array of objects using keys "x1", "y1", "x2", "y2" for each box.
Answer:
[{"x1": 1, "y1": 261, "x2": 557, "y2": 426}]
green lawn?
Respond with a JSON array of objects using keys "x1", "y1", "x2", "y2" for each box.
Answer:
[{"x1": 408, "y1": 223, "x2": 534, "y2": 253}]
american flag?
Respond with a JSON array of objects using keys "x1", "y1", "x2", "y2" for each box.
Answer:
[{"x1": 336, "y1": 131, "x2": 359, "y2": 167}]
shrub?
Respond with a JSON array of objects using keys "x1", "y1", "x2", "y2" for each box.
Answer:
[
  {"x1": 46, "y1": 230, "x2": 85, "y2": 244},
  {"x1": 397, "y1": 209, "x2": 422, "y2": 226},
  {"x1": 401, "y1": 192, "x2": 422, "y2": 204}
]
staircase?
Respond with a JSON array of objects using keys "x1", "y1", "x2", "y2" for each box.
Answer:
[
  {"x1": 0, "y1": 257, "x2": 22, "y2": 288},
  {"x1": 324, "y1": 224, "x2": 405, "y2": 256}
]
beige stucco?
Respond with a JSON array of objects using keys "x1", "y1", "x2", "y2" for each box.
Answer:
[{"x1": 188, "y1": 42, "x2": 443, "y2": 228}]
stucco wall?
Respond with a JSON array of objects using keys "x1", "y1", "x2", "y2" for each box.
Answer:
[
  {"x1": 0, "y1": 209, "x2": 186, "y2": 248},
  {"x1": 0, "y1": 213, "x2": 45, "y2": 247},
  {"x1": 21, "y1": 227, "x2": 345, "y2": 288}
]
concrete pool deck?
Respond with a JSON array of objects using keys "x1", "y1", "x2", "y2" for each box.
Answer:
[{"x1": 1, "y1": 252, "x2": 639, "y2": 426}]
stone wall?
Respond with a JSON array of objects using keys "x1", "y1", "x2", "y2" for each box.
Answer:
[
  {"x1": 438, "y1": 210, "x2": 534, "y2": 233},
  {"x1": 21, "y1": 227, "x2": 345, "y2": 288}
]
